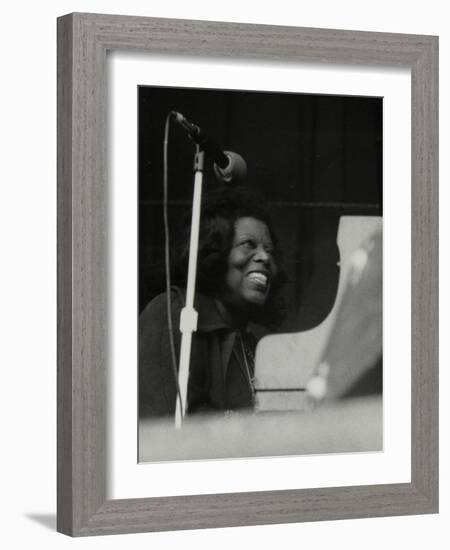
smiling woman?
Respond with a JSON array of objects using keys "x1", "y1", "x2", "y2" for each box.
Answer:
[
  {"x1": 139, "y1": 185, "x2": 286, "y2": 418},
  {"x1": 225, "y1": 217, "x2": 277, "y2": 309}
]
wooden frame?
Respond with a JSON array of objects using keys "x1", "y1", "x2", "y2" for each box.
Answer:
[{"x1": 57, "y1": 12, "x2": 438, "y2": 536}]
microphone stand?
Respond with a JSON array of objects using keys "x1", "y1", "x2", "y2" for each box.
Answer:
[{"x1": 174, "y1": 144, "x2": 204, "y2": 428}]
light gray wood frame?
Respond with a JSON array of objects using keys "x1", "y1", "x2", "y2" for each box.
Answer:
[{"x1": 57, "y1": 12, "x2": 438, "y2": 536}]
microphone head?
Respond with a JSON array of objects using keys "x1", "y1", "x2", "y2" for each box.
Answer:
[{"x1": 214, "y1": 151, "x2": 247, "y2": 184}]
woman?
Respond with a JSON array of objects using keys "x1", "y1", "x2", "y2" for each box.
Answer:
[{"x1": 139, "y1": 185, "x2": 285, "y2": 418}]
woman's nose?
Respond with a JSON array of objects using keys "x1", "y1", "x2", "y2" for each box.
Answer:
[{"x1": 253, "y1": 245, "x2": 270, "y2": 263}]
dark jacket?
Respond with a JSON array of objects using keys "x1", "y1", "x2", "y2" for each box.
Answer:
[{"x1": 139, "y1": 288, "x2": 256, "y2": 417}]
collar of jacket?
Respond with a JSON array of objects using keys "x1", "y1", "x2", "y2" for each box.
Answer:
[
  {"x1": 173, "y1": 286, "x2": 251, "y2": 334},
  {"x1": 194, "y1": 293, "x2": 234, "y2": 333}
]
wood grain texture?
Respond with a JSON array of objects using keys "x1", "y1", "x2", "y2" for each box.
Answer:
[
  {"x1": 57, "y1": 12, "x2": 439, "y2": 536},
  {"x1": 57, "y1": 14, "x2": 74, "y2": 535},
  {"x1": 410, "y1": 36, "x2": 439, "y2": 506}
]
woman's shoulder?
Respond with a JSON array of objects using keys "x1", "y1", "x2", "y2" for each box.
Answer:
[
  {"x1": 140, "y1": 288, "x2": 225, "y2": 334},
  {"x1": 140, "y1": 287, "x2": 186, "y2": 319}
]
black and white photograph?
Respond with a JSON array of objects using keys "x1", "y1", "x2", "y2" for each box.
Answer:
[
  {"x1": 138, "y1": 85, "x2": 383, "y2": 462},
  {"x1": 2, "y1": 1, "x2": 441, "y2": 543}
]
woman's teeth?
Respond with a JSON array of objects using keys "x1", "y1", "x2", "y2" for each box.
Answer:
[{"x1": 247, "y1": 272, "x2": 268, "y2": 287}]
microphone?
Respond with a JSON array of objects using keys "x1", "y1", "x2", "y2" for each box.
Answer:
[{"x1": 170, "y1": 111, "x2": 247, "y2": 183}]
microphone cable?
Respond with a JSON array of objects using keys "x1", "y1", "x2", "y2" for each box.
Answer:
[{"x1": 163, "y1": 112, "x2": 183, "y2": 416}]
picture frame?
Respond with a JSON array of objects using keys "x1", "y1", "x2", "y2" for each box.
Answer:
[{"x1": 57, "y1": 12, "x2": 438, "y2": 536}]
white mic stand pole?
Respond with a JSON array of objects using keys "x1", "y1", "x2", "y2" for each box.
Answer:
[{"x1": 175, "y1": 145, "x2": 204, "y2": 428}]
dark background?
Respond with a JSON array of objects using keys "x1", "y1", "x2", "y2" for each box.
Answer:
[{"x1": 138, "y1": 86, "x2": 382, "y2": 333}]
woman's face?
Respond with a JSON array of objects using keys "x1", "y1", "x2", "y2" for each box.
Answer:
[{"x1": 224, "y1": 217, "x2": 278, "y2": 309}]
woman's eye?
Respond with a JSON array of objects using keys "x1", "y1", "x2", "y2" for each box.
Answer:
[{"x1": 239, "y1": 239, "x2": 255, "y2": 248}]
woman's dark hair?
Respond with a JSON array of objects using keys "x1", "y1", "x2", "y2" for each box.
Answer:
[{"x1": 172, "y1": 185, "x2": 286, "y2": 328}]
